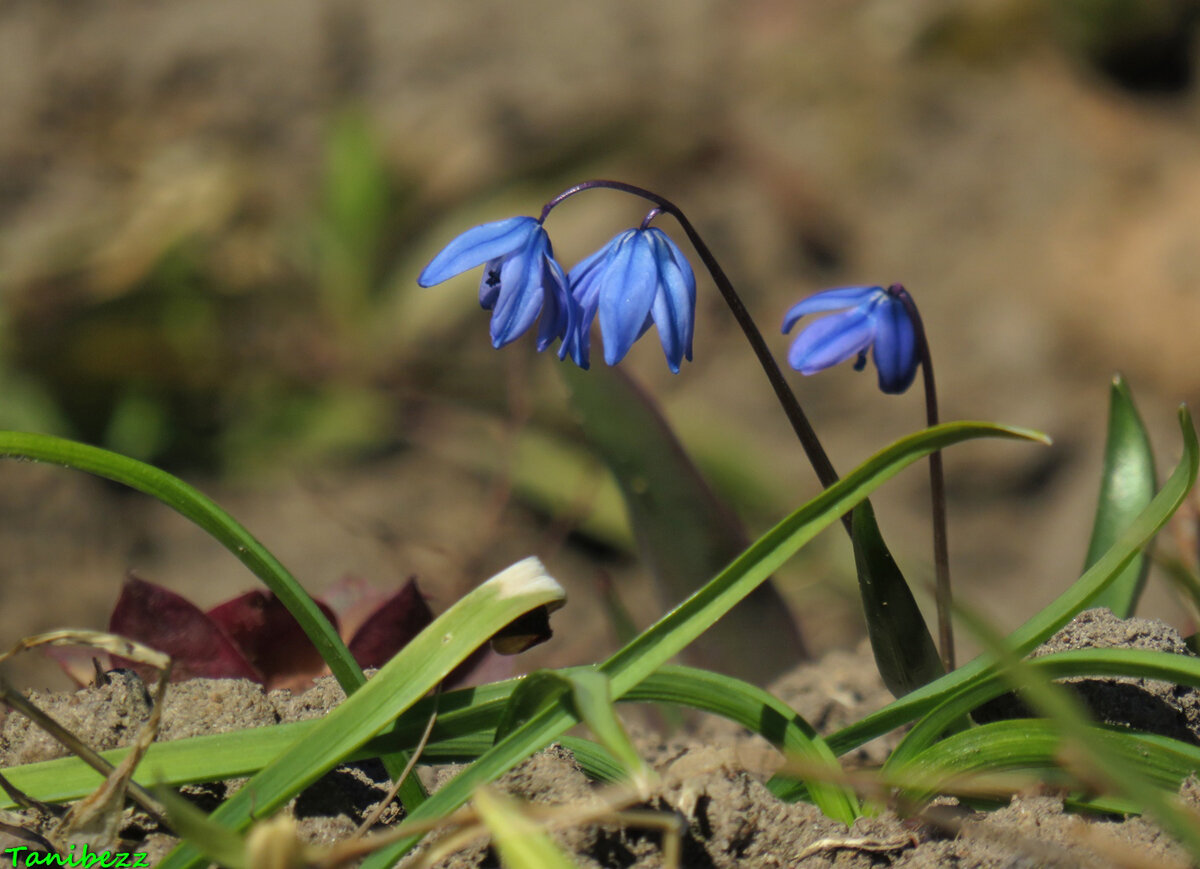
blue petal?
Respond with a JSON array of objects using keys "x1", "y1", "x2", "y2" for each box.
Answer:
[
  {"x1": 871, "y1": 295, "x2": 919, "y2": 394},
  {"x1": 786, "y1": 307, "x2": 876, "y2": 374},
  {"x1": 488, "y1": 231, "x2": 547, "y2": 347},
  {"x1": 598, "y1": 231, "x2": 659, "y2": 366},
  {"x1": 781, "y1": 286, "x2": 883, "y2": 334},
  {"x1": 647, "y1": 228, "x2": 696, "y2": 373},
  {"x1": 567, "y1": 235, "x2": 629, "y2": 370},
  {"x1": 536, "y1": 255, "x2": 571, "y2": 352},
  {"x1": 418, "y1": 216, "x2": 539, "y2": 287},
  {"x1": 568, "y1": 234, "x2": 626, "y2": 323}
]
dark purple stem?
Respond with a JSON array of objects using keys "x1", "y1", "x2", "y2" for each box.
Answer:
[
  {"x1": 889, "y1": 284, "x2": 954, "y2": 672},
  {"x1": 544, "y1": 180, "x2": 845, "y2": 513}
]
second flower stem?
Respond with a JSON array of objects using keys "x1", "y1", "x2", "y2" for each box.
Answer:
[{"x1": 892, "y1": 285, "x2": 954, "y2": 672}]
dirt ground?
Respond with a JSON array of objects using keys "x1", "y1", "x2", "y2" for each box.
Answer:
[{"x1": 2, "y1": 609, "x2": 1199, "y2": 867}]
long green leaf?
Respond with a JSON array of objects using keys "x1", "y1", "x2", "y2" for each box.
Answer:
[
  {"x1": 943, "y1": 604, "x2": 1200, "y2": 859},
  {"x1": 0, "y1": 679, "x2": 517, "y2": 809},
  {"x1": 623, "y1": 666, "x2": 858, "y2": 824},
  {"x1": 900, "y1": 718, "x2": 1200, "y2": 810},
  {"x1": 1085, "y1": 375, "x2": 1156, "y2": 617},
  {"x1": 770, "y1": 406, "x2": 1197, "y2": 799},
  {"x1": 559, "y1": 363, "x2": 805, "y2": 682},
  {"x1": 0, "y1": 431, "x2": 360, "y2": 690},
  {"x1": 886, "y1": 646, "x2": 1200, "y2": 770},
  {"x1": 2, "y1": 664, "x2": 857, "y2": 822},
  {"x1": 160, "y1": 558, "x2": 565, "y2": 868},
  {"x1": 0, "y1": 430, "x2": 433, "y2": 811},
  {"x1": 352, "y1": 420, "x2": 1045, "y2": 869}
]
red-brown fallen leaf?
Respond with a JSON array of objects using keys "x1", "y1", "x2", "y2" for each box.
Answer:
[
  {"x1": 109, "y1": 575, "x2": 262, "y2": 682},
  {"x1": 321, "y1": 573, "x2": 392, "y2": 642},
  {"x1": 346, "y1": 579, "x2": 433, "y2": 670},
  {"x1": 56, "y1": 572, "x2": 503, "y2": 692},
  {"x1": 207, "y1": 591, "x2": 340, "y2": 691}
]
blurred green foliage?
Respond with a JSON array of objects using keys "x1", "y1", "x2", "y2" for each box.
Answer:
[{"x1": 1, "y1": 111, "x2": 411, "y2": 473}]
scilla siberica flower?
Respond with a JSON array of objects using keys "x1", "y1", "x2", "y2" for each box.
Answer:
[
  {"x1": 418, "y1": 216, "x2": 578, "y2": 361},
  {"x1": 568, "y1": 227, "x2": 695, "y2": 373},
  {"x1": 782, "y1": 284, "x2": 919, "y2": 394}
]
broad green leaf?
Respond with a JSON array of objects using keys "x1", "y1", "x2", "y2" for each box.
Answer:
[
  {"x1": 159, "y1": 558, "x2": 565, "y2": 869},
  {"x1": 852, "y1": 502, "x2": 943, "y2": 696},
  {"x1": 1085, "y1": 375, "x2": 1156, "y2": 617},
  {"x1": 352, "y1": 420, "x2": 1045, "y2": 869},
  {"x1": 473, "y1": 787, "x2": 582, "y2": 869},
  {"x1": 560, "y1": 363, "x2": 805, "y2": 683}
]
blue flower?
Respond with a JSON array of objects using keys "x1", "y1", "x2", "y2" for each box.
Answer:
[
  {"x1": 418, "y1": 216, "x2": 578, "y2": 360},
  {"x1": 782, "y1": 285, "x2": 918, "y2": 394},
  {"x1": 568, "y1": 227, "x2": 695, "y2": 373}
]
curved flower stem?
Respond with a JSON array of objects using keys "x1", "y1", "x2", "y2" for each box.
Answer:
[
  {"x1": 543, "y1": 180, "x2": 845, "y2": 519},
  {"x1": 890, "y1": 284, "x2": 954, "y2": 671}
]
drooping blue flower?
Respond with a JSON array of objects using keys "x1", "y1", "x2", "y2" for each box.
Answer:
[
  {"x1": 418, "y1": 216, "x2": 578, "y2": 360},
  {"x1": 568, "y1": 227, "x2": 695, "y2": 373},
  {"x1": 782, "y1": 284, "x2": 918, "y2": 394}
]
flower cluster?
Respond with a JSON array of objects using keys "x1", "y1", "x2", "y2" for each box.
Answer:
[
  {"x1": 419, "y1": 215, "x2": 696, "y2": 373},
  {"x1": 418, "y1": 196, "x2": 924, "y2": 396}
]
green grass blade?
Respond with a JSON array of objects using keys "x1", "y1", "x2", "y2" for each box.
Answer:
[
  {"x1": 0, "y1": 679, "x2": 520, "y2": 809},
  {"x1": 0, "y1": 431, "x2": 361, "y2": 691},
  {"x1": 159, "y1": 559, "x2": 565, "y2": 869},
  {"x1": 492, "y1": 668, "x2": 650, "y2": 789},
  {"x1": 900, "y1": 718, "x2": 1200, "y2": 810},
  {"x1": 886, "y1": 646, "x2": 1200, "y2": 770},
  {"x1": 2, "y1": 664, "x2": 855, "y2": 820},
  {"x1": 355, "y1": 420, "x2": 1045, "y2": 869},
  {"x1": 1085, "y1": 375, "x2": 1156, "y2": 617},
  {"x1": 561, "y1": 669, "x2": 651, "y2": 789},
  {"x1": 2, "y1": 663, "x2": 859, "y2": 822},
  {"x1": 944, "y1": 604, "x2": 1200, "y2": 859},
  {"x1": 770, "y1": 406, "x2": 1197, "y2": 799},
  {"x1": 0, "y1": 430, "x2": 432, "y2": 811},
  {"x1": 152, "y1": 786, "x2": 251, "y2": 869},
  {"x1": 624, "y1": 666, "x2": 859, "y2": 824}
]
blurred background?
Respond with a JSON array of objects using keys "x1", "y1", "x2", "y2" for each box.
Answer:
[{"x1": 3, "y1": 0, "x2": 1200, "y2": 688}]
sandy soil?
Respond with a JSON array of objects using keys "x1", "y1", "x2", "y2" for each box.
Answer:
[{"x1": 1, "y1": 610, "x2": 1198, "y2": 867}]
